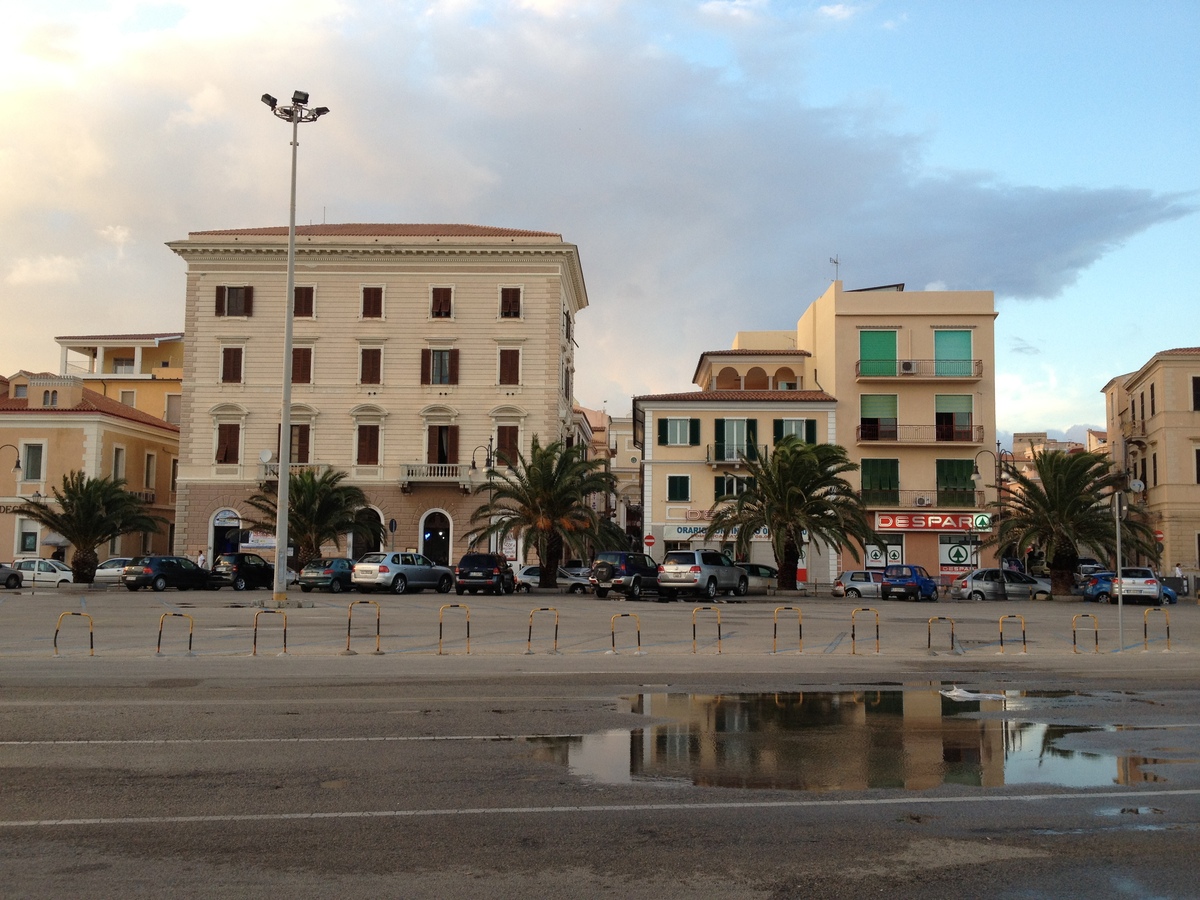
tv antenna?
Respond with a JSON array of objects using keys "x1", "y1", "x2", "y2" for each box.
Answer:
[{"x1": 829, "y1": 255, "x2": 840, "y2": 281}]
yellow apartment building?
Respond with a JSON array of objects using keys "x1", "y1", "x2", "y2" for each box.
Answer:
[
  {"x1": 167, "y1": 224, "x2": 589, "y2": 567},
  {"x1": 635, "y1": 281, "x2": 998, "y2": 584},
  {"x1": 0, "y1": 372, "x2": 180, "y2": 561},
  {"x1": 1103, "y1": 347, "x2": 1200, "y2": 575},
  {"x1": 56, "y1": 332, "x2": 184, "y2": 425}
]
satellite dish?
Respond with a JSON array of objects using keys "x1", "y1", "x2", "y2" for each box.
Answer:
[
  {"x1": 1128, "y1": 479, "x2": 1145, "y2": 493},
  {"x1": 259, "y1": 449, "x2": 275, "y2": 463}
]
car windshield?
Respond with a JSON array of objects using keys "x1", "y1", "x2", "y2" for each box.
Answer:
[
  {"x1": 358, "y1": 554, "x2": 386, "y2": 564},
  {"x1": 304, "y1": 560, "x2": 333, "y2": 571},
  {"x1": 1122, "y1": 568, "x2": 1155, "y2": 578},
  {"x1": 460, "y1": 555, "x2": 495, "y2": 567}
]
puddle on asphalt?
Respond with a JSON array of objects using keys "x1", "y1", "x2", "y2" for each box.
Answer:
[{"x1": 528, "y1": 689, "x2": 1194, "y2": 792}]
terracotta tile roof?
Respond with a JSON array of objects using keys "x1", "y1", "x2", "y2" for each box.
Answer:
[
  {"x1": 1160, "y1": 347, "x2": 1200, "y2": 355},
  {"x1": 633, "y1": 390, "x2": 837, "y2": 404},
  {"x1": 188, "y1": 224, "x2": 561, "y2": 239},
  {"x1": 55, "y1": 332, "x2": 183, "y2": 343},
  {"x1": 700, "y1": 348, "x2": 812, "y2": 357},
  {"x1": 0, "y1": 388, "x2": 179, "y2": 432}
]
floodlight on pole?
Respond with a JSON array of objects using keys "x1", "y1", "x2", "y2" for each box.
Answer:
[{"x1": 263, "y1": 89, "x2": 329, "y2": 606}]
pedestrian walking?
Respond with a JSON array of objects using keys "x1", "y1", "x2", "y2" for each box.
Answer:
[{"x1": 197, "y1": 549, "x2": 207, "y2": 569}]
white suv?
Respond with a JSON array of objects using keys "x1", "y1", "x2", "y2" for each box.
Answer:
[{"x1": 657, "y1": 550, "x2": 748, "y2": 600}]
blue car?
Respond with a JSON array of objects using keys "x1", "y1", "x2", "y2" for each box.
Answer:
[
  {"x1": 1082, "y1": 569, "x2": 1172, "y2": 605},
  {"x1": 881, "y1": 564, "x2": 939, "y2": 602}
]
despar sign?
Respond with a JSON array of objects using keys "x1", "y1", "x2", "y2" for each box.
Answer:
[{"x1": 875, "y1": 513, "x2": 990, "y2": 532}]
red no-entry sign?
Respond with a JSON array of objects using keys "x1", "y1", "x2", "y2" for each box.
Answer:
[{"x1": 644, "y1": 535, "x2": 656, "y2": 547}]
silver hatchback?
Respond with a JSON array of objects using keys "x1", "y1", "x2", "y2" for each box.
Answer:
[
  {"x1": 657, "y1": 550, "x2": 748, "y2": 600},
  {"x1": 352, "y1": 552, "x2": 455, "y2": 595}
]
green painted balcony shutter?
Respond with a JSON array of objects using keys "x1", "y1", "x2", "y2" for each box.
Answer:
[
  {"x1": 861, "y1": 459, "x2": 899, "y2": 491},
  {"x1": 935, "y1": 395, "x2": 973, "y2": 414},
  {"x1": 713, "y1": 418, "x2": 726, "y2": 460},
  {"x1": 745, "y1": 419, "x2": 758, "y2": 460},
  {"x1": 657, "y1": 417, "x2": 668, "y2": 445},
  {"x1": 934, "y1": 330, "x2": 972, "y2": 377},
  {"x1": 773, "y1": 419, "x2": 783, "y2": 443},
  {"x1": 860, "y1": 331, "x2": 897, "y2": 376},
  {"x1": 714, "y1": 476, "x2": 726, "y2": 500},
  {"x1": 689, "y1": 418, "x2": 701, "y2": 446},
  {"x1": 860, "y1": 395, "x2": 898, "y2": 418},
  {"x1": 806, "y1": 419, "x2": 817, "y2": 444},
  {"x1": 936, "y1": 459, "x2": 974, "y2": 490}
]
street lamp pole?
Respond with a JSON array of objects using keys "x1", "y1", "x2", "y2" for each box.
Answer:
[
  {"x1": 471, "y1": 438, "x2": 496, "y2": 552},
  {"x1": 0, "y1": 444, "x2": 22, "y2": 475},
  {"x1": 262, "y1": 91, "x2": 329, "y2": 606},
  {"x1": 972, "y1": 441, "x2": 1014, "y2": 563}
]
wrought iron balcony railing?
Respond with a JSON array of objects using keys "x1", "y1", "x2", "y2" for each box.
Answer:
[{"x1": 856, "y1": 358, "x2": 983, "y2": 378}]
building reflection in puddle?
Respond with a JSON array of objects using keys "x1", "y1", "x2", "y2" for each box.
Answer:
[{"x1": 529, "y1": 690, "x2": 1183, "y2": 792}]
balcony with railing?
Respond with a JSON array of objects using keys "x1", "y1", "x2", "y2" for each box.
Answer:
[
  {"x1": 705, "y1": 444, "x2": 768, "y2": 466},
  {"x1": 399, "y1": 463, "x2": 471, "y2": 489},
  {"x1": 858, "y1": 488, "x2": 984, "y2": 509},
  {"x1": 856, "y1": 424, "x2": 984, "y2": 444},
  {"x1": 856, "y1": 358, "x2": 983, "y2": 379}
]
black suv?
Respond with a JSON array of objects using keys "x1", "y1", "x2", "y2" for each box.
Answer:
[
  {"x1": 589, "y1": 551, "x2": 661, "y2": 600},
  {"x1": 122, "y1": 556, "x2": 214, "y2": 592},
  {"x1": 211, "y1": 552, "x2": 275, "y2": 591},
  {"x1": 454, "y1": 552, "x2": 516, "y2": 595}
]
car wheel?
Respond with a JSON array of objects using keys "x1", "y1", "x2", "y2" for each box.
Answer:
[
  {"x1": 595, "y1": 588, "x2": 610, "y2": 599},
  {"x1": 125, "y1": 584, "x2": 139, "y2": 591},
  {"x1": 570, "y1": 583, "x2": 585, "y2": 594},
  {"x1": 329, "y1": 580, "x2": 345, "y2": 594},
  {"x1": 846, "y1": 588, "x2": 862, "y2": 599},
  {"x1": 232, "y1": 576, "x2": 246, "y2": 592},
  {"x1": 152, "y1": 575, "x2": 168, "y2": 592},
  {"x1": 703, "y1": 578, "x2": 718, "y2": 600},
  {"x1": 4, "y1": 574, "x2": 19, "y2": 589},
  {"x1": 969, "y1": 591, "x2": 986, "y2": 602},
  {"x1": 1096, "y1": 592, "x2": 1110, "y2": 604},
  {"x1": 734, "y1": 577, "x2": 749, "y2": 597},
  {"x1": 437, "y1": 575, "x2": 452, "y2": 594},
  {"x1": 300, "y1": 585, "x2": 313, "y2": 593},
  {"x1": 627, "y1": 579, "x2": 643, "y2": 600},
  {"x1": 392, "y1": 575, "x2": 408, "y2": 595},
  {"x1": 455, "y1": 587, "x2": 464, "y2": 596}
]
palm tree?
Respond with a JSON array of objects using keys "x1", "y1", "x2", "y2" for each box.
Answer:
[
  {"x1": 15, "y1": 471, "x2": 163, "y2": 584},
  {"x1": 986, "y1": 449, "x2": 1157, "y2": 597},
  {"x1": 243, "y1": 469, "x2": 385, "y2": 571},
  {"x1": 704, "y1": 437, "x2": 878, "y2": 591},
  {"x1": 466, "y1": 436, "x2": 624, "y2": 587}
]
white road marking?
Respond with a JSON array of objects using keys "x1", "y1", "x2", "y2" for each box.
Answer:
[{"x1": 3, "y1": 789, "x2": 1200, "y2": 829}]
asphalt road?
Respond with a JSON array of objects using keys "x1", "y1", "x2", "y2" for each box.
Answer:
[{"x1": 2, "y1": 587, "x2": 1199, "y2": 898}]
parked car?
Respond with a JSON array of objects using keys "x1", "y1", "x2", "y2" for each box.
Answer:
[
  {"x1": 561, "y1": 559, "x2": 592, "y2": 579},
  {"x1": 13, "y1": 558, "x2": 74, "y2": 588},
  {"x1": 1161, "y1": 583, "x2": 1178, "y2": 605},
  {"x1": 93, "y1": 557, "x2": 133, "y2": 584},
  {"x1": 656, "y1": 549, "x2": 748, "y2": 600},
  {"x1": 1082, "y1": 568, "x2": 1163, "y2": 604},
  {"x1": 881, "y1": 564, "x2": 939, "y2": 601},
  {"x1": 950, "y1": 568, "x2": 1052, "y2": 601},
  {"x1": 454, "y1": 552, "x2": 516, "y2": 595},
  {"x1": 1075, "y1": 557, "x2": 1106, "y2": 585},
  {"x1": 0, "y1": 562, "x2": 23, "y2": 589},
  {"x1": 832, "y1": 570, "x2": 886, "y2": 599},
  {"x1": 299, "y1": 557, "x2": 355, "y2": 593},
  {"x1": 589, "y1": 551, "x2": 661, "y2": 600},
  {"x1": 739, "y1": 563, "x2": 778, "y2": 593},
  {"x1": 122, "y1": 556, "x2": 212, "y2": 592},
  {"x1": 515, "y1": 565, "x2": 591, "y2": 593},
  {"x1": 354, "y1": 552, "x2": 455, "y2": 594},
  {"x1": 210, "y1": 552, "x2": 275, "y2": 591}
]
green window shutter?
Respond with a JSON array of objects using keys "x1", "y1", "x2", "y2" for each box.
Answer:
[
  {"x1": 860, "y1": 395, "x2": 898, "y2": 418},
  {"x1": 861, "y1": 459, "x2": 899, "y2": 490},
  {"x1": 658, "y1": 418, "x2": 668, "y2": 446},
  {"x1": 746, "y1": 419, "x2": 758, "y2": 460},
  {"x1": 689, "y1": 418, "x2": 701, "y2": 446},
  {"x1": 935, "y1": 395, "x2": 973, "y2": 414},
  {"x1": 773, "y1": 419, "x2": 783, "y2": 444},
  {"x1": 805, "y1": 419, "x2": 817, "y2": 444},
  {"x1": 714, "y1": 476, "x2": 725, "y2": 500},
  {"x1": 860, "y1": 331, "x2": 897, "y2": 376},
  {"x1": 934, "y1": 331, "x2": 972, "y2": 377},
  {"x1": 713, "y1": 418, "x2": 725, "y2": 460},
  {"x1": 936, "y1": 459, "x2": 974, "y2": 490}
]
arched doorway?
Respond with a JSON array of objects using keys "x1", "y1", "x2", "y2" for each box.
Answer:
[
  {"x1": 210, "y1": 508, "x2": 242, "y2": 558},
  {"x1": 421, "y1": 511, "x2": 451, "y2": 566},
  {"x1": 352, "y1": 507, "x2": 383, "y2": 559}
]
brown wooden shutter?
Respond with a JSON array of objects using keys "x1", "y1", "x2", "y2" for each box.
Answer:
[
  {"x1": 501, "y1": 287, "x2": 521, "y2": 317},
  {"x1": 292, "y1": 347, "x2": 312, "y2": 384},
  {"x1": 243, "y1": 286, "x2": 254, "y2": 316},
  {"x1": 420, "y1": 349, "x2": 431, "y2": 385},
  {"x1": 448, "y1": 349, "x2": 459, "y2": 384},
  {"x1": 499, "y1": 349, "x2": 519, "y2": 385},
  {"x1": 361, "y1": 348, "x2": 381, "y2": 384},
  {"x1": 294, "y1": 286, "x2": 314, "y2": 317},
  {"x1": 446, "y1": 425, "x2": 459, "y2": 464},
  {"x1": 427, "y1": 426, "x2": 439, "y2": 463},
  {"x1": 221, "y1": 348, "x2": 242, "y2": 383},
  {"x1": 215, "y1": 286, "x2": 226, "y2": 317},
  {"x1": 295, "y1": 424, "x2": 310, "y2": 463},
  {"x1": 216, "y1": 423, "x2": 239, "y2": 464},
  {"x1": 431, "y1": 287, "x2": 451, "y2": 317},
  {"x1": 497, "y1": 425, "x2": 518, "y2": 465},
  {"x1": 357, "y1": 425, "x2": 379, "y2": 465},
  {"x1": 362, "y1": 287, "x2": 382, "y2": 318}
]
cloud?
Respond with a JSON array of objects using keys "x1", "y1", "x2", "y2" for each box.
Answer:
[
  {"x1": 7, "y1": 256, "x2": 82, "y2": 285},
  {"x1": 1009, "y1": 337, "x2": 1040, "y2": 356},
  {"x1": 817, "y1": 4, "x2": 859, "y2": 22}
]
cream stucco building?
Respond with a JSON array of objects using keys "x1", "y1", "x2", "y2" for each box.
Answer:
[
  {"x1": 168, "y1": 224, "x2": 588, "y2": 566},
  {"x1": 56, "y1": 332, "x2": 184, "y2": 426}
]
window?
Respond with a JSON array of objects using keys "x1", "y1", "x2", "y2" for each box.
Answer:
[
  {"x1": 421, "y1": 348, "x2": 459, "y2": 385},
  {"x1": 431, "y1": 287, "x2": 452, "y2": 318},
  {"x1": 221, "y1": 347, "x2": 243, "y2": 384},
  {"x1": 1193, "y1": 377, "x2": 1200, "y2": 412},
  {"x1": 667, "y1": 475, "x2": 690, "y2": 502},
  {"x1": 215, "y1": 286, "x2": 253, "y2": 317},
  {"x1": 500, "y1": 287, "x2": 522, "y2": 318},
  {"x1": 21, "y1": 444, "x2": 43, "y2": 481},
  {"x1": 715, "y1": 474, "x2": 752, "y2": 499},
  {"x1": 216, "y1": 424, "x2": 240, "y2": 464},
  {"x1": 144, "y1": 453, "x2": 156, "y2": 490},
  {"x1": 42, "y1": 390, "x2": 57, "y2": 407},
  {"x1": 113, "y1": 357, "x2": 135, "y2": 375},
  {"x1": 1140, "y1": 392, "x2": 1145, "y2": 423},
  {"x1": 1152, "y1": 453, "x2": 1158, "y2": 487},
  {"x1": 860, "y1": 395, "x2": 898, "y2": 441},
  {"x1": 356, "y1": 424, "x2": 380, "y2": 465},
  {"x1": 113, "y1": 447, "x2": 126, "y2": 480},
  {"x1": 934, "y1": 330, "x2": 973, "y2": 376},
  {"x1": 427, "y1": 425, "x2": 459, "y2": 465},
  {"x1": 860, "y1": 459, "x2": 899, "y2": 506},
  {"x1": 497, "y1": 425, "x2": 519, "y2": 465},
  {"x1": 362, "y1": 286, "x2": 383, "y2": 319},
  {"x1": 936, "y1": 459, "x2": 975, "y2": 506},
  {"x1": 119, "y1": 390, "x2": 136, "y2": 407},
  {"x1": 170, "y1": 458, "x2": 178, "y2": 493},
  {"x1": 18, "y1": 519, "x2": 38, "y2": 554},
  {"x1": 360, "y1": 348, "x2": 382, "y2": 385},
  {"x1": 935, "y1": 395, "x2": 973, "y2": 442},
  {"x1": 292, "y1": 347, "x2": 313, "y2": 384},
  {"x1": 1196, "y1": 448, "x2": 1200, "y2": 484},
  {"x1": 294, "y1": 285, "x2": 314, "y2": 318},
  {"x1": 278, "y1": 424, "x2": 311, "y2": 464},
  {"x1": 774, "y1": 419, "x2": 817, "y2": 444},
  {"x1": 563, "y1": 308, "x2": 572, "y2": 343},
  {"x1": 1150, "y1": 383, "x2": 1156, "y2": 416},
  {"x1": 859, "y1": 331, "x2": 897, "y2": 376},
  {"x1": 714, "y1": 418, "x2": 757, "y2": 461},
  {"x1": 499, "y1": 349, "x2": 521, "y2": 385},
  {"x1": 658, "y1": 418, "x2": 700, "y2": 446},
  {"x1": 13, "y1": 383, "x2": 26, "y2": 398},
  {"x1": 164, "y1": 394, "x2": 181, "y2": 425}
]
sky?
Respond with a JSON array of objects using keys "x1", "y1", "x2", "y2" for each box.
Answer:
[{"x1": 2, "y1": 0, "x2": 1196, "y2": 444}]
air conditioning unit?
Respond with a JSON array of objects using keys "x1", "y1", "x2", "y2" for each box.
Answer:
[
  {"x1": 914, "y1": 496, "x2": 933, "y2": 507},
  {"x1": 899, "y1": 360, "x2": 918, "y2": 375}
]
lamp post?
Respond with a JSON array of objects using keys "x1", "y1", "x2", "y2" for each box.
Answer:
[
  {"x1": 972, "y1": 441, "x2": 1014, "y2": 564},
  {"x1": 0, "y1": 444, "x2": 21, "y2": 475},
  {"x1": 470, "y1": 438, "x2": 496, "y2": 551},
  {"x1": 262, "y1": 91, "x2": 329, "y2": 606}
]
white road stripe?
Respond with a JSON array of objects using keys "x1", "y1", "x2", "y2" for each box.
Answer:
[{"x1": 4, "y1": 788, "x2": 1200, "y2": 829}]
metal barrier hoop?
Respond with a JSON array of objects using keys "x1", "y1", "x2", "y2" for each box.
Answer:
[
  {"x1": 1072, "y1": 613, "x2": 1099, "y2": 654},
  {"x1": 53, "y1": 611, "x2": 94, "y2": 657},
  {"x1": 156, "y1": 612, "x2": 195, "y2": 656},
  {"x1": 252, "y1": 609, "x2": 288, "y2": 656},
  {"x1": 607, "y1": 612, "x2": 644, "y2": 655},
  {"x1": 525, "y1": 607, "x2": 560, "y2": 655},
  {"x1": 851, "y1": 607, "x2": 879, "y2": 655},
  {"x1": 998, "y1": 615, "x2": 1027, "y2": 655},
  {"x1": 691, "y1": 606, "x2": 722, "y2": 654},
  {"x1": 438, "y1": 603, "x2": 470, "y2": 655},
  {"x1": 343, "y1": 600, "x2": 383, "y2": 656},
  {"x1": 1143, "y1": 607, "x2": 1170, "y2": 652},
  {"x1": 927, "y1": 616, "x2": 956, "y2": 651},
  {"x1": 772, "y1": 606, "x2": 802, "y2": 654}
]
